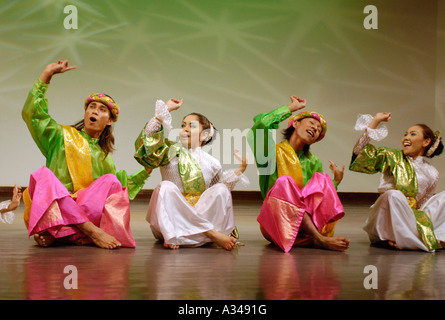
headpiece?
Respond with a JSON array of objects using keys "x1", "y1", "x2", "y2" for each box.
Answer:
[
  {"x1": 426, "y1": 130, "x2": 442, "y2": 157},
  {"x1": 85, "y1": 93, "x2": 119, "y2": 122},
  {"x1": 287, "y1": 111, "x2": 327, "y2": 141}
]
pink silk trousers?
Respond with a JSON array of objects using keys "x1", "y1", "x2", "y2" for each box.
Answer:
[
  {"x1": 26, "y1": 166, "x2": 136, "y2": 248},
  {"x1": 258, "y1": 173, "x2": 344, "y2": 253}
]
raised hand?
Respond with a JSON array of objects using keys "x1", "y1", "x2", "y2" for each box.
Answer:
[
  {"x1": 329, "y1": 160, "x2": 345, "y2": 186},
  {"x1": 287, "y1": 95, "x2": 307, "y2": 113},
  {"x1": 369, "y1": 112, "x2": 391, "y2": 129},
  {"x1": 166, "y1": 98, "x2": 183, "y2": 112},
  {"x1": 9, "y1": 185, "x2": 22, "y2": 211},
  {"x1": 234, "y1": 149, "x2": 248, "y2": 175},
  {"x1": 40, "y1": 60, "x2": 77, "y2": 84}
]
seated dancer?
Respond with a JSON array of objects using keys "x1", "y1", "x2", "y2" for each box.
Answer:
[
  {"x1": 134, "y1": 98, "x2": 248, "y2": 250},
  {"x1": 0, "y1": 185, "x2": 22, "y2": 224},
  {"x1": 350, "y1": 112, "x2": 445, "y2": 252},
  {"x1": 22, "y1": 60, "x2": 151, "y2": 249},
  {"x1": 247, "y1": 96, "x2": 349, "y2": 253}
]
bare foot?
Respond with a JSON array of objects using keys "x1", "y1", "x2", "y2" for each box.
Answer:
[
  {"x1": 313, "y1": 235, "x2": 350, "y2": 252},
  {"x1": 74, "y1": 237, "x2": 93, "y2": 246},
  {"x1": 34, "y1": 231, "x2": 55, "y2": 247},
  {"x1": 163, "y1": 242, "x2": 179, "y2": 250},
  {"x1": 388, "y1": 240, "x2": 400, "y2": 250},
  {"x1": 76, "y1": 222, "x2": 121, "y2": 249},
  {"x1": 204, "y1": 229, "x2": 238, "y2": 251}
]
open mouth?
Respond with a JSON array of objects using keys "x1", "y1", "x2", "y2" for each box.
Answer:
[
  {"x1": 90, "y1": 117, "x2": 97, "y2": 123},
  {"x1": 306, "y1": 130, "x2": 314, "y2": 137},
  {"x1": 403, "y1": 141, "x2": 411, "y2": 147}
]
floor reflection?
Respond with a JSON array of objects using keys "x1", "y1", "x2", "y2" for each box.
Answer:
[
  {"x1": 2, "y1": 199, "x2": 445, "y2": 300},
  {"x1": 143, "y1": 242, "x2": 238, "y2": 300},
  {"x1": 364, "y1": 250, "x2": 445, "y2": 300},
  {"x1": 258, "y1": 245, "x2": 347, "y2": 300},
  {"x1": 23, "y1": 245, "x2": 135, "y2": 300}
]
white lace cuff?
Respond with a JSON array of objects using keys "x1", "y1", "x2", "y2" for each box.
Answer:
[
  {"x1": 145, "y1": 99, "x2": 173, "y2": 135},
  {"x1": 354, "y1": 114, "x2": 388, "y2": 141},
  {"x1": 0, "y1": 200, "x2": 14, "y2": 224},
  {"x1": 222, "y1": 169, "x2": 250, "y2": 191}
]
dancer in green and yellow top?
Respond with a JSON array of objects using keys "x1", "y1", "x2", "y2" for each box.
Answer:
[
  {"x1": 22, "y1": 60, "x2": 151, "y2": 249},
  {"x1": 350, "y1": 112, "x2": 445, "y2": 252},
  {"x1": 248, "y1": 95, "x2": 349, "y2": 253}
]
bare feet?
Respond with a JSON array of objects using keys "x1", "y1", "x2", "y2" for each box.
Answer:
[
  {"x1": 164, "y1": 242, "x2": 179, "y2": 250},
  {"x1": 34, "y1": 231, "x2": 55, "y2": 247},
  {"x1": 74, "y1": 237, "x2": 93, "y2": 246},
  {"x1": 76, "y1": 222, "x2": 121, "y2": 249},
  {"x1": 313, "y1": 235, "x2": 350, "y2": 252},
  {"x1": 205, "y1": 229, "x2": 238, "y2": 251},
  {"x1": 388, "y1": 240, "x2": 400, "y2": 250}
]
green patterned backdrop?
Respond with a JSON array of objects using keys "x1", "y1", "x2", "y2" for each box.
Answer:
[{"x1": 1, "y1": 0, "x2": 443, "y2": 191}]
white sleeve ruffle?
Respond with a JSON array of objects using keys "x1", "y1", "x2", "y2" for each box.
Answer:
[
  {"x1": 354, "y1": 114, "x2": 388, "y2": 141},
  {"x1": 0, "y1": 200, "x2": 14, "y2": 224},
  {"x1": 145, "y1": 100, "x2": 173, "y2": 136},
  {"x1": 221, "y1": 169, "x2": 250, "y2": 191},
  {"x1": 353, "y1": 114, "x2": 389, "y2": 155}
]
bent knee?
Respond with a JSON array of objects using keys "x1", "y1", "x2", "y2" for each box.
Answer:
[
  {"x1": 382, "y1": 189, "x2": 405, "y2": 200},
  {"x1": 157, "y1": 180, "x2": 181, "y2": 194},
  {"x1": 98, "y1": 173, "x2": 121, "y2": 186},
  {"x1": 210, "y1": 183, "x2": 230, "y2": 195}
]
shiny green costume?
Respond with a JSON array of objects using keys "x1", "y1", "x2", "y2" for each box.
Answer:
[
  {"x1": 350, "y1": 144, "x2": 441, "y2": 251},
  {"x1": 134, "y1": 125, "x2": 206, "y2": 201},
  {"x1": 22, "y1": 78, "x2": 149, "y2": 200}
]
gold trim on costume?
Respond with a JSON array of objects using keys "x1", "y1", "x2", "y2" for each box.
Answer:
[
  {"x1": 62, "y1": 126, "x2": 94, "y2": 194},
  {"x1": 276, "y1": 141, "x2": 304, "y2": 188}
]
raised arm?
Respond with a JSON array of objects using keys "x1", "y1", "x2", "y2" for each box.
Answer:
[
  {"x1": 353, "y1": 112, "x2": 391, "y2": 155},
  {"x1": 144, "y1": 98, "x2": 182, "y2": 136},
  {"x1": 39, "y1": 60, "x2": 77, "y2": 84},
  {"x1": 22, "y1": 61, "x2": 76, "y2": 157}
]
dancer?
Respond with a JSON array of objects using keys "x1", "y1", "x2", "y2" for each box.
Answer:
[
  {"x1": 22, "y1": 60, "x2": 151, "y2": 249},
  {"x1": 134, "y1": 98, "x2": 248, "y2": 250},
  {"x1": 350, "y1": 112, "x2": 444, "y2": 252},
  {"x1": 247, "y1": 96, "x2": 349, "y2": 253},
  {"x1": 0, "y1": 185, "x2": 22, "y2": 224}
]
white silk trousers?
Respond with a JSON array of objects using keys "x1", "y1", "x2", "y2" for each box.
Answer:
[
  {"x1": 147, "y1": 181, "x2": 235, "y2": 247},
  {"x1": 363, "y1": 190, "x2": 445, "y2": 252}
]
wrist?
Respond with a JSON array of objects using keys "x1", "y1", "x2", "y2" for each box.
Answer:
[{"x1": 40, "y1": 70, "x2": 53, "y2": 84}]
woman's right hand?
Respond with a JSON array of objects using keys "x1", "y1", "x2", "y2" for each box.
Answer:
[
  {"x1": 40, "y1": 60, "x2": 77, "y2": 84},
  {"x1": 166, "y1": 98, "x2": 183, "y2": 112},
  {"x1": 369, "y1": 112, "x2": 391, "y2": 129}
]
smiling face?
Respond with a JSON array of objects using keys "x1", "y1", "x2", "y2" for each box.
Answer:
[
  {"x1": 402, "y1": 125, "x2": 431, "y2": 159},
  {"x1": 292, "y1": 117, "x2": 322, "y2": 146},
  {"x1": 180, "y1": 114, "x2": 203, "y2": 149},
  {"x1": 83, "y1": 101, "x2": 113, "y2": 139}
]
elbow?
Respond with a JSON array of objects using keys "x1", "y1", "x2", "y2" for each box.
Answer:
[
  {"x1": 22, "y1": 107, "x2": 30, "y2": 123},
  {"x1": 22, "y1": 95, "x2": 34, "y2": 122}
]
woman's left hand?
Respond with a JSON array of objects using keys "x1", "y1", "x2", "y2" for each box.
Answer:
[
  {"x1": 329, "y1": 160, "x2": 345, "y2": 185},
  {"x1": 234, "y1": 149, "x2": 248, "y2": 175}
]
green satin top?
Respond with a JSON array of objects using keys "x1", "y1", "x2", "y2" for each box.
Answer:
[
  {"x1": 247, "y1": 105, "x2": 328, "y2": 199},
  {"x1": 349, "y1": 144, "x2": 441, "y2": 251},
  {"x1": 22, "y1": 78, "x2": 149, "y2": 200},
  {"x1": 349, "y1": 144, "x2": 418, "y2": 198}
]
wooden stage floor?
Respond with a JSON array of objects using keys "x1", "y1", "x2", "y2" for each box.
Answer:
[{"x1": 1, "y1": 196, "x2": 445, "y2": 302}]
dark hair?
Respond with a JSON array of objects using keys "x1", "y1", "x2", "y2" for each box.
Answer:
[
  {"x1": 416, "y1": 124, "x2": 443, "y2": 158},
  {"x1": 72, "y1": 119, "x2": 115, "y2": 159},
  {"x1": 185, "y1": 112, "x2": 217, "y2": 146},
  {"x1": 282, "y1": 122, "x2": 310, "y2": 155}
]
